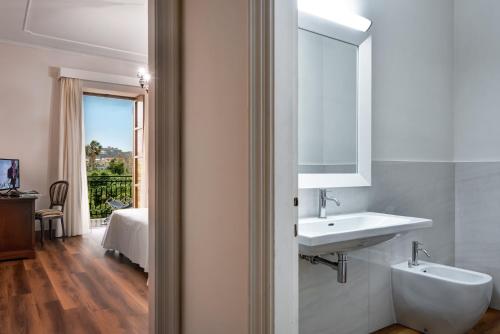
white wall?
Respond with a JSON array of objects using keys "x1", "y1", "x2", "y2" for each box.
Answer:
[
  {"x1": 364, "y1": 0, "x2": 454, "y2": 161},
  {"x1": 182, "y1": 0, "x2": 250, "y2": 333},
  {"x1": 299, "y1": 0, "x2": 500, "y2": 332},
  {"x1": 302, "y1": 0, "x2": 454, "y2": 161},
  {"x1": 453, "y1": 0, "x2": 500, "y2": 309},
  {"x1": 298, "y1": 1, "x2": 456, "y2": 333},
  {"x1": 0, "y1": 42, "x2": 141, "y2": 209},
  {"x1": 454, "y1": 0, "x2": 500, "y2": 161},
  {"x1": 300, "y1": 0, "x2": 456, "y2": 163}
]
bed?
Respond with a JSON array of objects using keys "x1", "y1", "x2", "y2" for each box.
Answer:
[{"x1": 101, "y1": 208, "x2": 149, "y2": 272}]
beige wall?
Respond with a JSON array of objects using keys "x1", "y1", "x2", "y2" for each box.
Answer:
[
  {"x1": 182, "y1": 0, "x2": 249, "y2": 333},
  {"x1": 0, "y1": 42, "x2": 142, "y2": 209}
]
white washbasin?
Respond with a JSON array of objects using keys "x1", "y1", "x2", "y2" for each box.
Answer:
[{"x1": 298, "y1": 212, "x2": 432, "y2": 255}]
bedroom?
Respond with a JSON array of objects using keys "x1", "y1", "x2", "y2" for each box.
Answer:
[{"x1": 0, "y1": 0, "x2": 151, "y2": 332}]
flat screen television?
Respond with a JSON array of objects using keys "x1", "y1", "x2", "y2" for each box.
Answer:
[{"x1": 0, "y1": 159, "x2": 20, "y2": 190}]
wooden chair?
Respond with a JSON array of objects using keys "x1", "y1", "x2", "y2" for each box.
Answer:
[{"x1": 35, "y1": 181, "x2": 69, "y2": 246}]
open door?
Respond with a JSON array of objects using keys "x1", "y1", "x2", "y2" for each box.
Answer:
[{"x1": 133, "y1": 95, "x2": 146, "y2": 208}]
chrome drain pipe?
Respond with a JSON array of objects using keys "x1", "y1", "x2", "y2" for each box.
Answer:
[{"x1": 300, "y1": 253, "x2": 348, "y2": 283}]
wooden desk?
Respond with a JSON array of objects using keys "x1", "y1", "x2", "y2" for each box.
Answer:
[{"x1": 0, "y1": 196, "x2": 37, "y2": 260}]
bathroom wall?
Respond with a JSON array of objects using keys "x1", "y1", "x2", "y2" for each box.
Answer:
[
  {"x1": 299, "y1": 1, "x2": 456, "y2": 333},
  {"x1": 454, "y1": 0, "x2": 500, "y2": 162},
  {"x1": 367, "y1": 0, "x2": 454, "y2": 162},
  {"x1": 300, "y1": 163, "x2": 455, "y2": 333},
  {"x1": 454, "y1": 0, "x2": 500, "y2": 309},
  {"x1": 455, "y1": 163, "x2": 500, "y2": 309}
]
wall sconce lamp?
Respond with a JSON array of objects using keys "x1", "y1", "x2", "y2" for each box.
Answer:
[{"x1": 137, "y1": 67, "x2": 151, "y2": 92}]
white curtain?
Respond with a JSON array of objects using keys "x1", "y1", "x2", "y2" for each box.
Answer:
[{"x1": 58, "y1": 78, "x2": 90, "y2": 236}]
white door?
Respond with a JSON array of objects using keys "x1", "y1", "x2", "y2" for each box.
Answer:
[{"x1": 275, "y1": 0, "x2": 299, "y2": 333}]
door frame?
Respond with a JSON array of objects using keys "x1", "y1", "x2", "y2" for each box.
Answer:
[
  {"x1": 150, "y1": 0, "x2": 296, "y2": 333},
  {"x1": 250, "y1": 0, "x2": 300, "y2": 332},
  {"x1": 132, "y1": 95, "x2": 146, "y2": 208},
  {"x1": 272, "y1": 0, "x2": 299, "y2": 333},
  {"x1": 249, "y1": 0, "x2": 275, "y2": 332},
  {"x1": 148, "y1": 0, "x2": 182, "y2": 332}
]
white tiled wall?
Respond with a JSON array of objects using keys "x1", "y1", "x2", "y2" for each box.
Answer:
[
  {"x1": 299, "y1": 162, "x2": 455, "y2": 334},
  {"x1": 455, "y1": 162, "x2": 500, "y2": 309}
]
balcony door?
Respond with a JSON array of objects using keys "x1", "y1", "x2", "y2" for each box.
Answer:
[
  {"x1": 133, "y1": 95, "x2": 146, "y2": 208},
  {"x1": 83, "y1": 92, "x2": 146, "y2": 221}
]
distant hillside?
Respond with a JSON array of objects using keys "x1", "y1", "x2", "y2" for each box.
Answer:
[{"x1": 99, "y1": 147, "x2": 132, "y2": 158}]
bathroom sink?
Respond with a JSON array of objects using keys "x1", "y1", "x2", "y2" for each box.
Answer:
[{"x1": 298, "y1": 212, "x2": 432, "y2": 255}]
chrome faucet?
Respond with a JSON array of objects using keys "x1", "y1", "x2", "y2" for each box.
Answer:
[
  {"x1": 318, "y1": 189, "x2": 341, "y2": 218},
  {"x1": 411, "y1": 241, "x2": 430, "y2": 266}
]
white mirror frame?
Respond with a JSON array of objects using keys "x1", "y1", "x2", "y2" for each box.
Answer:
[{"x1": 298, "y1": 12, "x2": 372, "y2": 189}]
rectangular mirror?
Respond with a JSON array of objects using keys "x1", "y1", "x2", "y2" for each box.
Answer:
[
  {"x1": 298, "y1": 13, "x2": 372, "y2": 188},
  {"x1": 299, "y1": 29, "x2": 358, "y2": 174}
]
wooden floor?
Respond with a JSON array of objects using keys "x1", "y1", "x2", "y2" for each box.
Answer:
[
  {"x1": 374, "y1": 308, "x2": 500, "y2": 334},
  {"x1": 0, "y1": 228, "x2": 148, "y2": 334}
]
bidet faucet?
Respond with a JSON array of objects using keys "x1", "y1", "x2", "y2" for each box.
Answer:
[
  {"x1": 318, "y1": 189, "x2": 341, "y2": 218},
  {"x1": 411, "y1": 241, "x2": 430, "y2": 266}
]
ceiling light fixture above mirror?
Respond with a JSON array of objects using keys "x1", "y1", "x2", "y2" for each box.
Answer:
[{"x1": 297, "y1": 0, "x2": 372, "y2": 32}]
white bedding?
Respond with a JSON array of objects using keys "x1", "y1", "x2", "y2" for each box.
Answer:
[{"x1": 101, "y1": 208, "x2": 149, "y2": 272}]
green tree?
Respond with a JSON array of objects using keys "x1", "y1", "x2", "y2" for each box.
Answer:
[
  {"x1": 85, "y1": 140, "x2": 102, "y2": 170},
  {"x1": 108, "y1": 158, "x2": 125, "y2": 175}
]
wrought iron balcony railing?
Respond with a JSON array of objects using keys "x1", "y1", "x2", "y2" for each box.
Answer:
[{"x1": 87, "y1": 175, "x2": 133, "y2": 219}]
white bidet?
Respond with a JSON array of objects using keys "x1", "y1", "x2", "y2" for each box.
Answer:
[{"x1": 392, "y1": 261, "x2": 492, "y2": 334}]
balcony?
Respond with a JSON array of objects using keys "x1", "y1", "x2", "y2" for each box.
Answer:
[{"x1": 87, "y1": 175, "x2": 133, "y2": 219}]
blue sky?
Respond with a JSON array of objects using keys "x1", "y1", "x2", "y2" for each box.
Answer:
[{"x1": 84, "y1": 95, "x2": 134, "y2": 152}]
